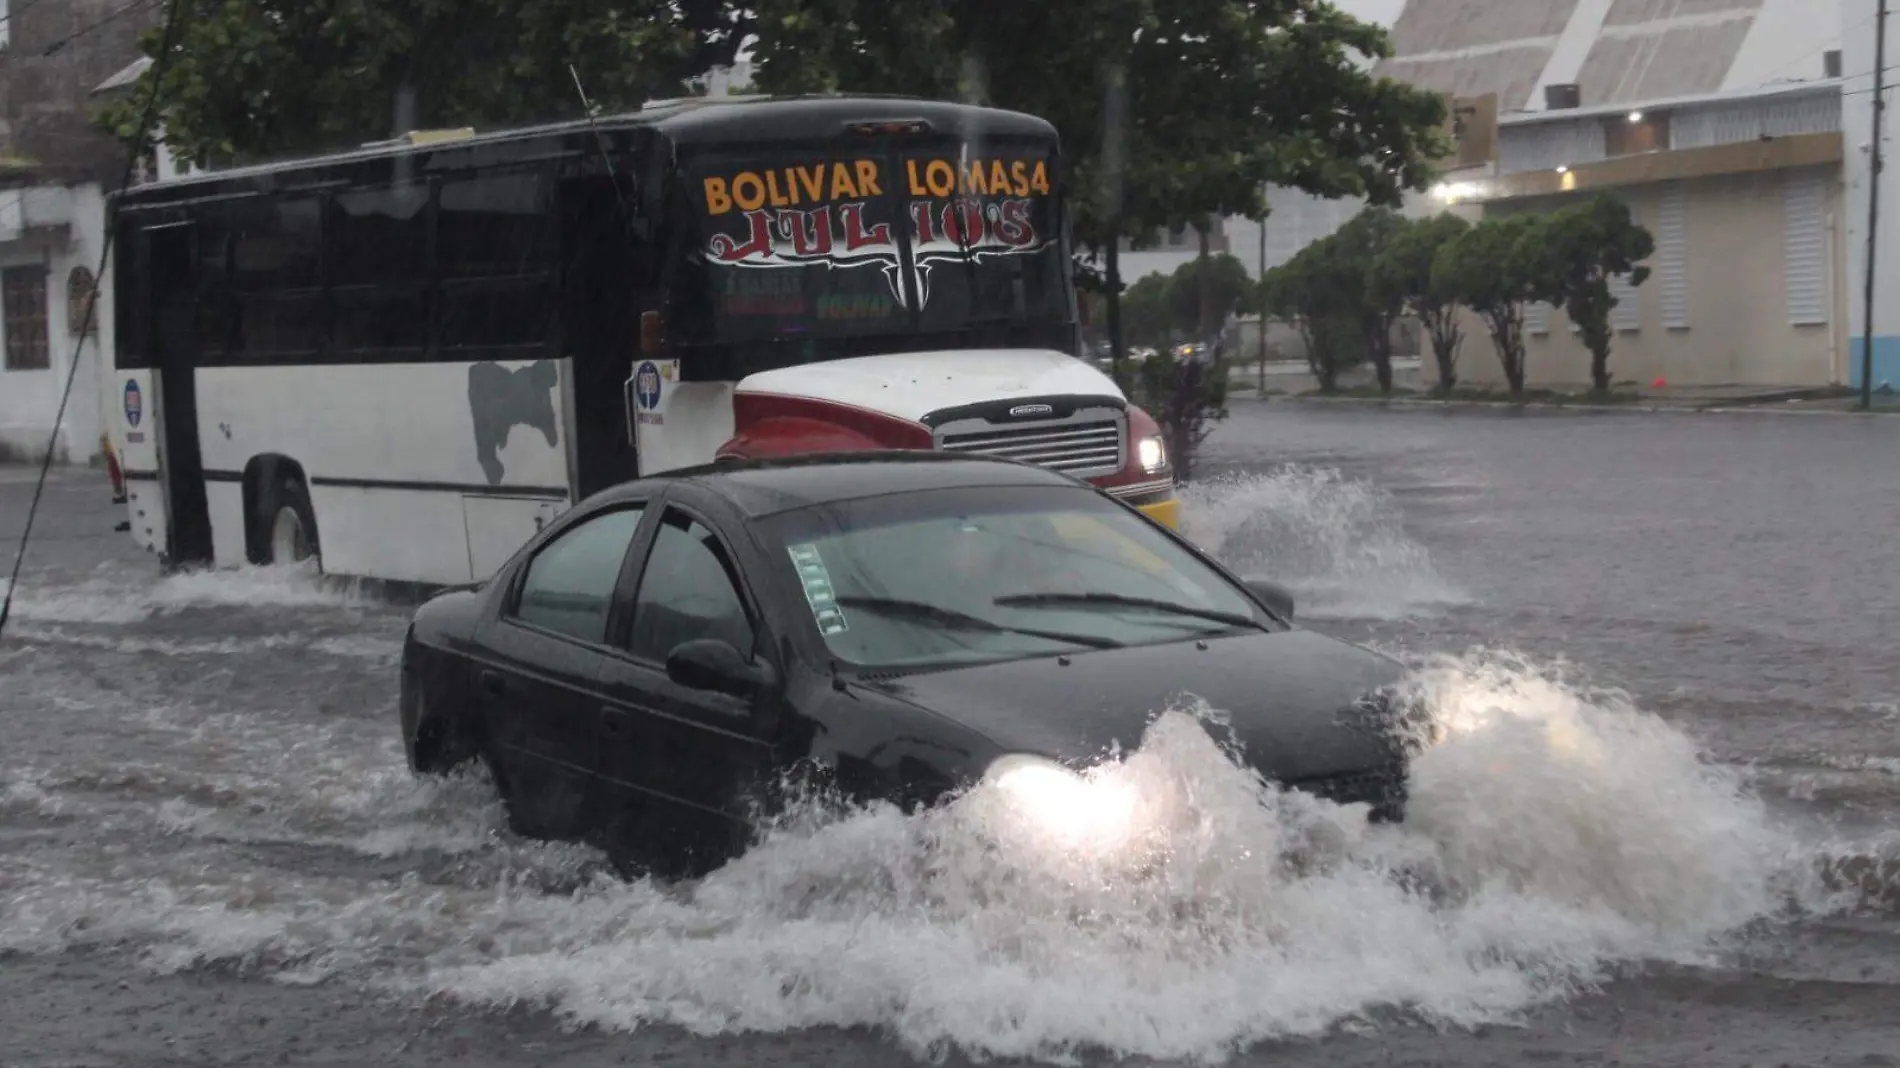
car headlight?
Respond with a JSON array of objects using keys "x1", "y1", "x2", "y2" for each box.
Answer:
[
  {"x1": 1136, "y1": 435, "x2": 1168, "y2": 474},
  {"x1": 983, "y1": 754, "x2": 1139, "y2": 851}
]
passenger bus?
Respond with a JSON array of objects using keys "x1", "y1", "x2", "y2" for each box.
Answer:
[{"x1": 109, "y1": 95, "x2": 1180, "y2": 586}]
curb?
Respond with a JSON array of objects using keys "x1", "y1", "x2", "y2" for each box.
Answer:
[{"x1": 1244, "y1": 393, "x2": 1898, "y2": 417}]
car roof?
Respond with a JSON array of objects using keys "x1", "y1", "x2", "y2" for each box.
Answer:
[{"x1": 597, "y1": 451, "x2": 1090, "y2": 518}]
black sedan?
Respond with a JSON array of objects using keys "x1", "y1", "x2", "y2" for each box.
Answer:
[{"x1": 399, "y1": 452, "x2": 1414, "y2": 877}]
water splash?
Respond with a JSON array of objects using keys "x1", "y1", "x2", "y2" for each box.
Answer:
[
  {"x1": 0, "y1": 561, "x2": 374, "y2": 627},
  {"x1": 1179, "y1": 468, "x2": 1468, "y2": 621},
  {"x1": 1, "y1": 652, "x2": 1850, "y2": 1063}
]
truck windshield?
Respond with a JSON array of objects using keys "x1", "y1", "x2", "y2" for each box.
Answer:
[{"x1": 677, "y1": 140, "x2": 1071, "y2": 345}]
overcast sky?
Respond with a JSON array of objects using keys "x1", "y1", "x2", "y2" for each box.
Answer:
[{"x1": 1333, "y1": 0, "x2": 1405, "y2": 28}]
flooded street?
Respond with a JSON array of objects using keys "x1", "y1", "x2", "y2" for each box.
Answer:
[{"x1": 4, "y1": 403, "x2": 1900, "y2": 1067}]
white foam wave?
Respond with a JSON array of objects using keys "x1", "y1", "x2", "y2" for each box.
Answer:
[
  {"x1": 1179, "y1": 468, "x2": 1468, "y2": 621},
  {"x1": 0, "y1": 561, "x2": 378, "y2": 627},
  {"x1": 0, "y1": 652, "x2": 1840, "y2": 1063}
]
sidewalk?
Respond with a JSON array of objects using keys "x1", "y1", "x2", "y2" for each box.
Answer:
[{"x1": 1226, "y1": 360, "x2": 1891, "y2": 412}]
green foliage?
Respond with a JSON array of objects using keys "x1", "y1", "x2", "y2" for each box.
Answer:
[
  {"x1": 1431, "y1": 214, "x2": 1547, "y2": 395},
  {"x1": 1324, "y1": 207, "x2": 1411, "y2": 392},
  {"x1": 1260, "y1": 226, "x2": 1375, "y2": 393},
  {"x1": 1119, "y1": 273, "x2": 1176, "y2": 350},
  {"x1": 1370, "y1": 212, "x2": 1470, "y2": 391},
  {"x1": 1523, "y1": 194, "x2": 1655, "y2": 393},
  {"x1": 1116, "y1": 252, "x2": 1253, "y2": 350},
  {"x1": 748, "y1": 0, "x2": 1450, "y2": 251},
  {"x1": 97, "y1": 0, "x2": 747, "y2": 166},
  {"x1": 1113, "y1": 353, "x2": 1230, "y2": 485},
  {"x1": 1167, "y1": 251, "x2": 1255, "y2": 337}
]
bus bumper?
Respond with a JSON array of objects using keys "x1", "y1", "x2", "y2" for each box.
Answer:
[
  {"x1": 1137, "y1": 495, "x2": 1182, "y2": 529},
  {"x1": 1104, "y1": 478, "x2": 1181, "y2": 529}
]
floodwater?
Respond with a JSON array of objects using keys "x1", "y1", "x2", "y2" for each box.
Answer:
[{"x1": 3, "y1": 404, "x2": 1899, "y2": 1067}]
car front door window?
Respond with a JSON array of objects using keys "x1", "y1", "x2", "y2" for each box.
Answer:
[
  {"x1": 627, "y1": 508, "x2": 754, "y2": 662},
  {"x1": 512, "y1": 506, "x2": 646, "y2": 643}
]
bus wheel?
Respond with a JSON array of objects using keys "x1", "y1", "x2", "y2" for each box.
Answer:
[{"x1": 260, "y1": 471, "x2": 320, "y2": 568}]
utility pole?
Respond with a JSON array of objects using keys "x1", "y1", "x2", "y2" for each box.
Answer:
[
  {"x1": 1103, "y1": 63, "x2": 1129, "y2": 382},
  {"x1": 1863, "y1": 0, "x2": 1888, "y2": 410},
  {"x1": 1257, "y1": 185, "x2": 1269, "y2": 375}
]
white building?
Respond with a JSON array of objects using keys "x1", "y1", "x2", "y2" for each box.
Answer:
[
  {"x1": 1842, "y1": 0, "x2": 1899, "y2": 392},
  {"x1": 0, "y1": 180, "x2": 115, "y2": 464},
  {"x1": 1448, "y1": 79, "x2": 1848, "y2": 388}
]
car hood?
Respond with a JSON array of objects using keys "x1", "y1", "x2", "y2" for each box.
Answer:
[
  {"x1": 865, "y1": 628, "x2": 1408, "y2": 783},
  {"x1": 736, "y1": 349, "x2": 1124, "y2": 424}
]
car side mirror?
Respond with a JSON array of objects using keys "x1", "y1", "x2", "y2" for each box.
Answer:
[
  {"x1": 665, "y1": 638, "x2": 776, "y2": 698},
  {"x1": 1242, "y1": 576, "x2": 1295, "y2": 621}
]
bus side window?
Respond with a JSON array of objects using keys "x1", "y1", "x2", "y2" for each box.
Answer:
[
  {"x1": 231, "y1": 196, "x2": 325, "y2": 359},
  {"x1": 439, "y1": 171, "x2": 557, "y2": 354},
  {"x1": 328, "y1": 183, "x2": 431, "y2": 355},
  {"x1": 195, "y1": 205, "x2": 236, "y2": 360}
]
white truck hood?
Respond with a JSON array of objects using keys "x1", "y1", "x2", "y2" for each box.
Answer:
[{"x1": 735, "y1": 349, "x2": 1126, "y2": 423}]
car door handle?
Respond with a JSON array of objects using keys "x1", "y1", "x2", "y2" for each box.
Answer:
[
  {"x1": 600, "y1": 712, "x2": 625, "y2": 737},
  {"x1": 478, "y1": 669, "x2": 506, "y2": 696}
]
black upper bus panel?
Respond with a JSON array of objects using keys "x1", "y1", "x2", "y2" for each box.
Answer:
[{"x1": 111, "y1": 95, "x2": 1059, "y2": 209}]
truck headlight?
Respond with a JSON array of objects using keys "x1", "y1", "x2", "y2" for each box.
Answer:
[
  {"x1": 1136, "y1": 435, "x2": 1167, "y2": 473},
  {"x1": 983, "y1": 754, "x2": 1139, "y2": 851}
]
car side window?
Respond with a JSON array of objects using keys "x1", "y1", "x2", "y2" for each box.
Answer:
[
  {"x1": 511, "y1": 506, "x2": 646, "y2": 643},
  {"x1": 627, "y1": 507, "x2": 754, "y2": 663}
]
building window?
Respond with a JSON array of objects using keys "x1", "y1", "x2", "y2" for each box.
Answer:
[
  {"x1": 1658, "y1": 183, "x2": 1688, "y2": 329},
  {"x1": 3, "y1": 265, "x2": 50, "y2": 370},
  {"x1": 67, "y1": 265, "x2": 98, "y2": 338},
  {"x1": 1609, "y1": 271, "x2": 1641, "y2": 332},
  {"x1": 1784, "y1": 171, "x2": 1828, "y2": 326}
]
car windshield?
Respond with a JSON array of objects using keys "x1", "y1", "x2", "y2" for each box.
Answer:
[{"x1": 758, "y1": 485, "x2": 1270, "y2": 670}]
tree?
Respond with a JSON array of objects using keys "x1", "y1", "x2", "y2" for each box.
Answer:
[
  {"x1": 1261, "y1": 237, "x2": 1365, "y2": 393},
  {"x1": 1526, "y1": 195, "x2": 1655, "y2": 394},
  {"x1": 1432, "y1": 214, "x2": 1547, "y2": 395},
  {"x1": 1167, "y1": 252, "x2": 1255, "y2": 340},
  {"x1": 1114, "y1": 353, "x2": 1229, "y2": 485},
  {"x1": 1371, "y1": 212, "x2": 1471, "y2": 392},
  {"x1": 1119, "y1": 273, "x2": 1176, "y2": 350},
  {"x1": 98, "y1": 0, "x2": 751, "y2": 166},
  {"x1": 1327, "y1": 207, "x2": 1411, "y2": 393},
  {"x1": 747, "y1": 0, "x2": 1450, "y2": 306}
]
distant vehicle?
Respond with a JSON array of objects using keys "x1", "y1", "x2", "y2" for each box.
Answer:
[
  {"x1": 398, "y1": 452, "x2": 1412, "y2": 877},
  {"x1": 107, "y1": 95, "x2": 1179, "y2": 587}
]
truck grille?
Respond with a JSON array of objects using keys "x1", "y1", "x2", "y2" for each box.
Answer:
[{"x1": 933, "y1": 411, "x2": 1125, "y2": 478}]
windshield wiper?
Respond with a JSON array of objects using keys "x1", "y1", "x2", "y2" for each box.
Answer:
[
  {"x1": 993, "y1": 592, "x2": 1268, "y2": 632},
  {"x1": 836, "y1": 596, "x2": 1123, "y2": 650}
]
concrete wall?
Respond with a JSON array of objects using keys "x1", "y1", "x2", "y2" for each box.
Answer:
[
  {"x1": 0, "y1": 183, "x2": 113, "y2": 464},
  {"x1": 1456, "y1": 165, "x2": 1846, "y2": 389}
]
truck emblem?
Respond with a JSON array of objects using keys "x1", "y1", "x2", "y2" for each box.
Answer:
[{"x1": 1008, "y1": 403, "x2": 1053, "y2": 418}]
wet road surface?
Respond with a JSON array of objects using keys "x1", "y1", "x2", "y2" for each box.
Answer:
[{"x1": 3, "y1": 403, "x2": 1899, "y2": 1067}]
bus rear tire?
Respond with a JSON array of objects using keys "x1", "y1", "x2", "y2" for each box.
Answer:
[{"x1": 257, "y1": 469, "x2": 320, "y2": 569}]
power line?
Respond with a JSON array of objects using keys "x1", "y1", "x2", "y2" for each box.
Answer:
[
  {"x1": 39, "y1": 0, "x2": 163, "y2": 57},
  {"x1": 0, "y1": 0, "x2": 53, "y2": 32},
  {"x1": 0, "y1": 0, "x2": 185, "y2": 642}
]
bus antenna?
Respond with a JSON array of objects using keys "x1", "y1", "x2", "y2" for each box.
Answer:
[
  {"x1": 0, "y1": 0, "x2": 188, "y2": 643},
  {"x1": 568, "y1": 65, "x2": 639, "y2": 236}
]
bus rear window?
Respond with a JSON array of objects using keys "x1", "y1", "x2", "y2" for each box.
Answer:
[
  {"x1": 680, "y1": 144, "x2": 1071, "y2": 345},
  {"x1": 689, "y1": 154, "x2": 913, "y2": 341}
]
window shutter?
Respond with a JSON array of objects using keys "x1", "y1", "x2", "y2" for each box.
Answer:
[
  {"x1": 1658, "y1": 182, "x2": 1688, "y2": 328},
  {"x1": 1784, "y1": 171, "x2": 1827, "y2": 326}
]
